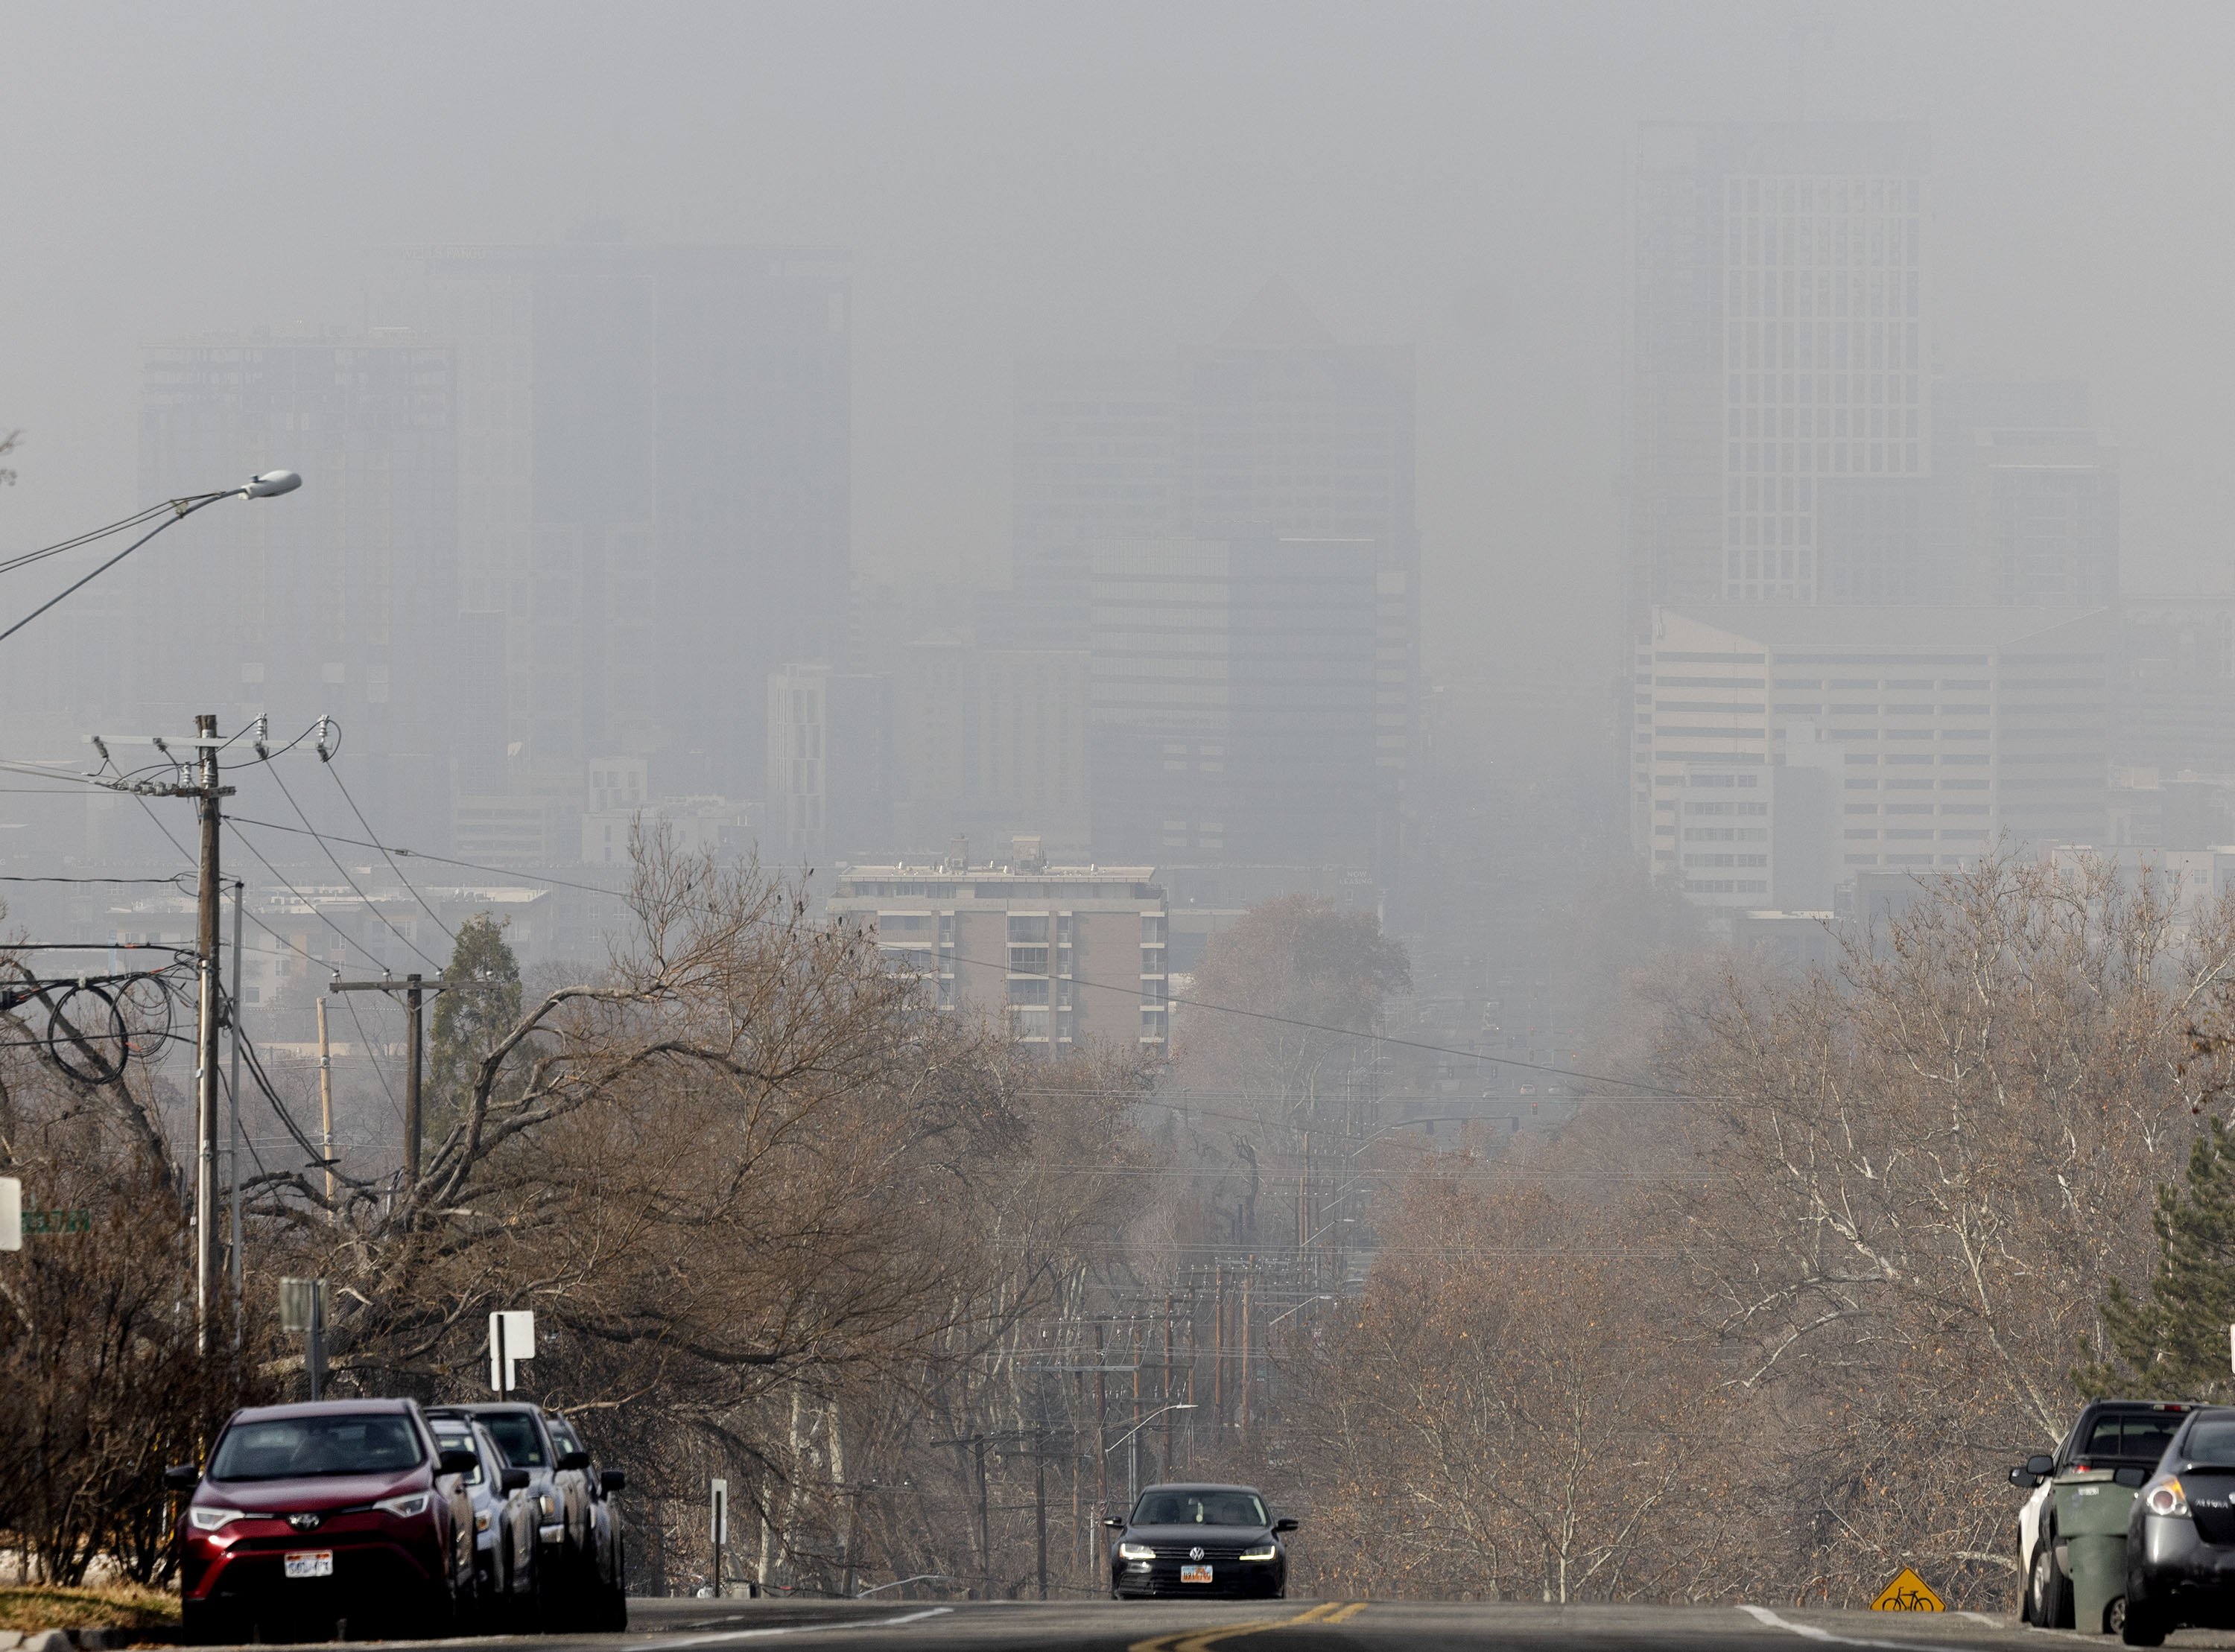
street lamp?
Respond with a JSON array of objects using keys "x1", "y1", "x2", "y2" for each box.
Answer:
[
  {"x1": 1106, "y1": 1403, "x2": 1197, "y2": 1508},
  {"x1": 0, "y1": 470, "x2": 301, "y2": 646}
]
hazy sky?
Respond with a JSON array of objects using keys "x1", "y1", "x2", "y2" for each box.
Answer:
[{"x1": 4, "y1": 1, "x2": 2230, "y2": 737}]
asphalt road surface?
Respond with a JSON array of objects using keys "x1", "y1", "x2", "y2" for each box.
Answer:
[{"x1": 186, "y1": 1595, "x2": 2235, "y2": 1651}]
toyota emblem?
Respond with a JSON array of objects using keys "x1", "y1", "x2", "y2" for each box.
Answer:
[
  {"x1": 1189, "y1": 1545, "x2": 1205, "y2": 1561},
  {"x1": 288, "y1": 1511, "x2": 323, "y2": 1531}
]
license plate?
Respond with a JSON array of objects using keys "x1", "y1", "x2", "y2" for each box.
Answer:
[
  {"x1": 284, "y1": 1551, "x2": 334, "y2": 1579},
  {"x1": 1182, "y1": 1564, "x2": 1213, "y2": 1583}
]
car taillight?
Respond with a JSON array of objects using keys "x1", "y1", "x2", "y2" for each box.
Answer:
[{"x1": 2147, "y1": 1478, "x2": 2190, "y2": 1517}]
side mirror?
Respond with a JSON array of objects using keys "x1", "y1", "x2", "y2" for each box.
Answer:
[
  {"x1": 438, "y1": 1448, "x2": 480, "y2": 1477},
  {"x1": 1272, "y1": 1517, "x2": 1299, "y2": 1534},
  {"x1": 2028, "y1": 1455, "x2": 2055, "y2": 1478},
  {"x1": 557, "y1": 1449, "x2": 592, "y2": 1472},
  {"x1": 501, "y1": 1467, "x2": 531, "y2": 1493},
  {"x1": 2008, "y1": 1467, "x2": 2036, "y2": 1487},
  {"x1": 600, "y1": 1468, "x2": 627, "y2": 1493},
  {"x1": 1103, "y1": 1516, "x2": 1126, "y2": 1530},
  {"x1": 164, "y1": 1464, "x2": 200, "y2": 1493}
]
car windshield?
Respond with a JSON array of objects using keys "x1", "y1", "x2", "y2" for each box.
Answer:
[
  {"x1": 2087, "y1": 1413, "x2": 2183, "y2": 1461},
  {"x1": 430, "y1": 1425, "x2": 484, "y2": 1484},
  {"x1": 478, "y1": 1412, "x2": 548, "y2": 1468},
  {"x1": 1133, "y1": 1490, "x2": 1268, "y2": 1527},
  {"x1": 2184, "y1": 1419, "x2": 2235, "y2": 1463},
  {"x1": 210, "y1": 1414, "x2": 424, "y2": 1481}
]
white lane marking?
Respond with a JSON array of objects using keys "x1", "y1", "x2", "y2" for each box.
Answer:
[
  {"x1": 1736, "y1": 1604, "x2": 1968, "y2": 1651},
  {"x1": 647, "y1": 1607, "x2": 955, "y2": 1645},
  {"x1": 1955, "y1": 1614, "x2": 2000, "y2": 1627}
]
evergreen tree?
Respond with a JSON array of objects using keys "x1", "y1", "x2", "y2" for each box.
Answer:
[
  {"x1": 425, "y1": 913, "x2": 523, "y2": 1142},
  {"x1": 2078, "y1": 1116, "x2": 2235, "y2": 1402}
]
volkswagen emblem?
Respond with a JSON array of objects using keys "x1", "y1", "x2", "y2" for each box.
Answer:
[
  {"x1": 1189, "y1": 1545, "x2": 1205, "y2": 1561},
  {"x1": 288, "y1": 1512, "x2": 323, "y2": 1532}
]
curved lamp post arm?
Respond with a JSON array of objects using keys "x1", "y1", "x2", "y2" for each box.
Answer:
[
  {"x1": 1103, "y1": 1403, "x2": 1197, "y2": 1454},
  {"x1": 0, "y1": 471, "x2": 299, "y2": 647}
]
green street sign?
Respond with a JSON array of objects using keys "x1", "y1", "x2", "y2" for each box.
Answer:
[{"x1": 20, "y1": 1207, "x2": 91, "y2": 1236}]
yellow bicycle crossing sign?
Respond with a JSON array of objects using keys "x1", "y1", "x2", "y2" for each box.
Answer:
[{"x1": 1870, "y1": 1566, "x2": 1944, "y2": 1611}]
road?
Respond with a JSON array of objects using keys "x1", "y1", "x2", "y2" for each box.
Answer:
[{"x1": 190, "y1": 1595, "x2": 2235, "y2": 1651}]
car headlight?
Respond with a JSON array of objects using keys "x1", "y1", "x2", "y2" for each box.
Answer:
[
  {"x1": 1240, "y1": 1543, "x2": 1278, "y2": 1560},
  {"x1": 2147, "y1": 1478, "x2": 2190, "y2": 1517},
  {"x1": 475, "y1": 1510, "x2": 492, "y2": 1533},
  {"x1": 1118, "y1": 1542, "x2": 1155, "y2": 1560},
  {"x1": 190, "y1": 1507, "x2": 250, "y2": 1531},
  {"x1": 375, "y1": 1492, "x2": 432, "y2": 1518},
  {"x1": 539, "y1": 1493, "x2": 558, "y2": 1519}
]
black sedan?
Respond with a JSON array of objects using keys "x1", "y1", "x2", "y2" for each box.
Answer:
[
  {"x1": 2125, "y1": 1405, "x2": 2235, "y2": 1643},
  {"x1": 1105, "y1": 1482, "x2": 1296, "y2": 1599}
]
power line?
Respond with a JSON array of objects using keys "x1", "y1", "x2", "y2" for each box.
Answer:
[
  {"x1": 0, "y1": 501, "x2": 174, "y2": 578},
  {"x1": 322, "y1": 758, "x2": 456, "y2": 946},
  {"x1": 226, "y1": 820, "x2": 390, "y2": 972},
  {"x1": 264, "y1": 763, "x2": 444, "y2": 971}
]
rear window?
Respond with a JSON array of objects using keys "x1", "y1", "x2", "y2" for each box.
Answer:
[
  {"x1": 429, "y1": 1423, "x2": 484, "y2": 1484},
  {"x1": 212, "y1": 1414, "x2": 424, "y2": 1481},
  {"x1": 478, "y1": 1412, "x2": 548, "y2": 1468},
  {"x1": 2185, "y1": 1419, "x2": 2235, "y2": 1464},
  {"x1": 2086, "y1": 1413, "x2": 2183, "y2": 1462}
]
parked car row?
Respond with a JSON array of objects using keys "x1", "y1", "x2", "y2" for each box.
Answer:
[
  {"x1": 2007, "y1": 1397, "x2": 2235, "y2": 1644},
  {"x1": 167, "y1": 1398, "x2": 626, "y2": 1645}
]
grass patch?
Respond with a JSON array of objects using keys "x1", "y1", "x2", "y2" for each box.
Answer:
[{"x1": 0, "y1": 1582, "x2": 180, "y2": 1634}]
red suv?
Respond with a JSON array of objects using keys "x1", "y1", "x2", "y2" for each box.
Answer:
[{"x1": 168, "y1": 1400, "x2": 477, "y2": 1644}]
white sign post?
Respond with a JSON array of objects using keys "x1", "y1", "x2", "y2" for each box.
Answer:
[
  {"x1": 0, "y1": 1176, "x2": 19, "y2": 1252},
  {"x1": 489, "y1": 1309, "x2": 536, "y2": 1394},
  {"x1": 710, "y1": 1478, "x2": 728, "y2": 1599}
]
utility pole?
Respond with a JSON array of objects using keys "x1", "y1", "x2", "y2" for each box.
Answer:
[
  {"x1": 227, "y1": 877, "x2": 244, "y2": 1352},
  {"x1": 317, "y1": 997, "x2": 336, "y2": 1221},
  {"x1": 332, "y1": 973, "x2": 504, "y2": 1201},
  {"x1": 1034, "y1": 1429, "x2": 1048, "y2": 1602},
  {"x1": 1162, "y1": 1296, "x2": 1175, "y2": 1480},
  {"x1": 194, "y1": 714, "x2": 222, "y2": 1357},
  {"x1": 84, "y1": 717, "x2": 239, "y2": 1358},
  {"x1": 404, "y1": 973, "x2": 424, "y2": 1184},
  {"x1": 1094, "y1": 1321, "x2": 1106, "y2": 1517}
]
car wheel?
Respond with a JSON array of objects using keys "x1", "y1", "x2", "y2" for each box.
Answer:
[
  {"x1": 2029, "y1": 1532, "x2": 2074, "y2": 1630},
  {"x1": 2121, "y1": 1598, "x2": 2166, "y2": 1647}
]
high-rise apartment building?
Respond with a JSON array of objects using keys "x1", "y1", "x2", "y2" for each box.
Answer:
[
  {"x1": 825, "y1": 855, "x2": 1170, "y2": 1050},
  {"x1": 133, "y1": 334, "x2": 460, "y2": 841},
  {"x1": 381, "y1": 238, "x2": 850, "y2": 811},
  {"x1": 1013, "y1": 284, "x2": 1417, "y2": 876}
]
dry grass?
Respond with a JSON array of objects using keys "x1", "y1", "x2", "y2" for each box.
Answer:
[{"x1": 0, "y1": 1581, "x2": 180, "y2": 1635}]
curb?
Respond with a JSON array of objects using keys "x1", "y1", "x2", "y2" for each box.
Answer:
[{"x1": 0, "y1": 1629, "x2": 142, "y2": 1652}]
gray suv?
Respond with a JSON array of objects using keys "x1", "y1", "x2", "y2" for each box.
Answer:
[{"x1": 439, "y1": 1403, "x2": 627, "y2": 1630}]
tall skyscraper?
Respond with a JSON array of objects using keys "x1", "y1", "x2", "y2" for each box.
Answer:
[
  {"x1": 1630, "y1": 122, "x2": 1933, "y2": 615},
  {"x1": 133, "y1": 333, "x2": 460, "y2": 840},
  {"x1": 1013, "y1": 283, "x2": 1417, "y2": 876},
  {"x1": 1090, "y1": 537, "x2": 1381, "y2": 870},
  {"x1": 381, "y1": 238, "x2": 851, "y2": 812}
]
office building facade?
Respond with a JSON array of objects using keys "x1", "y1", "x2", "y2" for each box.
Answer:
[
  {"x1": 1012, "y1": 284, "x2": 1417, "y2": 877},
  {"x1": 382, "y1": 239, "x2": 850, "y2": 807},
  {"x1": 1090, "y1": 537, "x2": 1380, "y2": 869},
  {"x1": 1640, "y1": 605, "x2": 2111, "y2": 889},
  {"x1": 133, "y1": 334, "x2": 460, "y2": 842}
]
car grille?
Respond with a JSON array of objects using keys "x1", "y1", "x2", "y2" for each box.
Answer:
[{"x1": 1120, "y1": 1544, "x2": 1272, "y2": 1596}]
